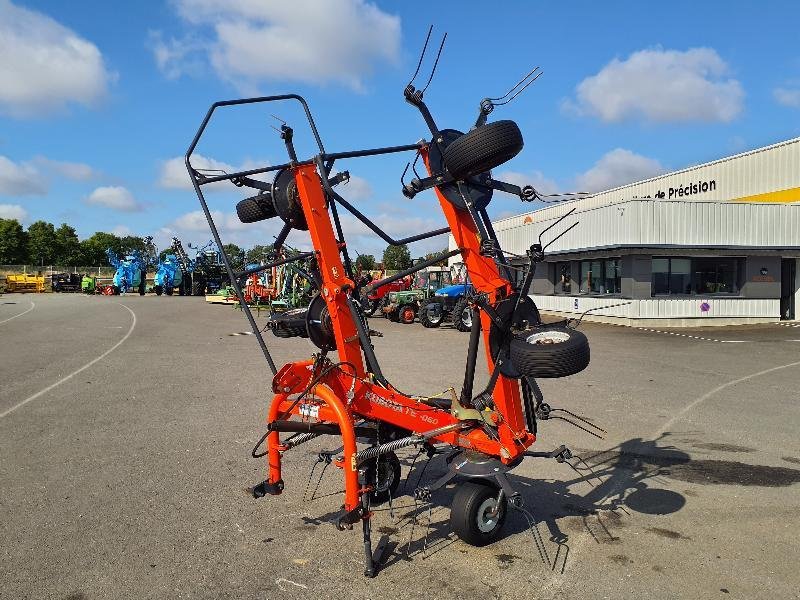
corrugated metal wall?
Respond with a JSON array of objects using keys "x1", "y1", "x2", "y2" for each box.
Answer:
[
  {"x1": 491, "y1": 200, "x2": 800, "y2": 256},
  {"x1": 533, "y1": 296, "x2": 779, "y2": 319},
  {"x1": 487, "y1": 136, "x2": 800, "y2": 256}
]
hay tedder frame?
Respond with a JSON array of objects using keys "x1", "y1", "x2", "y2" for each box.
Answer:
[{"x1": 186, "y1": 32, "x2": 598, "y2": 576}]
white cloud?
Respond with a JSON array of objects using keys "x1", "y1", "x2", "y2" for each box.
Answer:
[
  {"x1": 155, "y1": 0, "x2": 400, "y2": 91},
  {"x1": 0, "y1": 203, "x2": 28, "y2": 220},
  {"x1": 111, "y1": 225, "x2": 133, "y2": 237},
  {"x1": 574, "y1": 148, "x2": 665, "y2": 193},
  {"x1": 566, "y1": 47, "x2": 743, "y2": 123},
  {"x1": 160, "y1": 154, "x2": 269, "y2": 191},
  {"x1": 0, "y1": 0, "x2": 115, "y2": 117},
  {"x1": 85, "y1": 186, "x2": 142, "y2": 212},
  {"x1": 335, "y1": 173, "x2": 372, "y2": 201},
  {"x1": 32, "y1": 156, "x2": 95, "y2": 180},
  {"x1": 172, "y1": 210, "x2": 249, "y2": 233},
  {"x1": 0, "y1": 155, "x2": 47, "y2": 196},
  {"x1": 496, "y1": 170, "x2": 559, "y2": 196},
  {"x1": 774, "y1": 87, "x2": 800, "y2": 109}
]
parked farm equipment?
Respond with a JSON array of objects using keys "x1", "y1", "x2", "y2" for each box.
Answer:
[
  {"x1": 4, "y1": 273, "x2": 46, "y2": 293},
  {"x1": 106, "y1": 250, "x2": 145, "y2": 295},
  {"x1": 186, "y1": 31, "x2": 600, "y2": 577},
  {"x1": 361, "y1": 276, "x2": 409, "y2": 316},
  {"x1": 153, "y1": 253, "x2": 187, "y2": 296},
  {"x1": 381, "y1": 266, "x2": 451, "y2": 323},
  {"x1": 51, "y1": 273, "x2": 84, "y2": 292}
]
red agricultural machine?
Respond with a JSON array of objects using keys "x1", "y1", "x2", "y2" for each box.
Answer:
[{"x1": 186, "y1": 30, "x2": 600, "y2": 576}]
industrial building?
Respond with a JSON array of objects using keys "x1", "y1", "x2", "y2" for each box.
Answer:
[{"x1": 457, "y1": 136, "x2": 800, "y2": 326}]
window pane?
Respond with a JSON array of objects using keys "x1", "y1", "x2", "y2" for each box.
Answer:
[
  {"x1": 590, "y1": 260, "x2": 602, "y2": 293},
  {"x1": 693, "y1": 258, "x2": 740, "y2": 294},
  {"x1": 604, "y1": 259, "x2": 620, "y2": 294},
  {"x1": 652, "y1": 258, "x2": 669, "y2": 295},
  {"x1": 580, "y1": 261, "x2": 590, "y2": 294},
  {"x1": 670, "y1": 258, "x2": 692, "y2": 294},
  {"x1": 558, "y1": 262, "x2": 572, "y2": 293}
]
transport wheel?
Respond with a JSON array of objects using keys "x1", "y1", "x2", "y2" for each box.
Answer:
[
  {"x1": 399, "y1": 305, "x2": 416, "y2": 324},
  {"x1": 450, "y1": 481, "x2": 507, "y2": 546},
  {"x1": 442, "y1": 120, "x2": 523, "y2": 181},
  {"x1": 419, "y1": 306, "x2": 442, "y2": 328},
  {"x1": 165, "y1": 286, "x2": 173, "y2": 296},
  {"x1": 364, "y1": 451, "x2": 401, "y2": 505},
  {"x1": 154, "y1": 285, "x2": 163, "y2": 296},
  {"x1": 112, "y1": 285, "x2": 120, "y2": 296},
  {"x1": 138, "y1": 279, "x2": 146, "y2": 296},
  {"x1": 452, "y1": 298, "x2": 472, "y2": 332},
  {"x1": 236, "y1": 191, "x2": 276, "y2": 223},
  {"x1": 509, "y1": 325, "x2": 590, "y2": 378}
]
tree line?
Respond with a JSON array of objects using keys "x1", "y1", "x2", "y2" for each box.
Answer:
[{"x1": 0, "y1": 216, "x2": 449, "y2": 270}]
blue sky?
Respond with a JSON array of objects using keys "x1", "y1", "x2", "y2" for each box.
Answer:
[{"x1": 1, "y1": 0, "x2": 799, "y2": 257}]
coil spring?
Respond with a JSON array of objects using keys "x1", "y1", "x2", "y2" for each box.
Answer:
[
  {"x1": 356, "y1": 435, "x2": 421, "y2": 464},
  {"x1": 284, "y1": 432, "x2": 318, "y2": 449}
]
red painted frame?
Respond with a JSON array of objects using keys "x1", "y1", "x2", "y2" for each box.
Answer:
[{"x1": 264, "y1": 160, "x2": 535, "y2": 512}]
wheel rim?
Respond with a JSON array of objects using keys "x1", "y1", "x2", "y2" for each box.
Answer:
[
  {"x1": 429, "y1": 311, "x2": 442, "y2": 324},
  {"x1": 402, "y1": 308, "x2": 414, "y2": 323},
  {"x1": 525, "y1": 330, "x2": 571, "y2": 345},
  {"x1": 476, "y1": 497, "x2": 500, "y2": 533},
  {"x1": 461, "y1": 307, "x2": 472, "y2": 329}
]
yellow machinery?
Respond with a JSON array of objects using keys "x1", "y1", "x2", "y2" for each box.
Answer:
[{"x1": 5, "y1": 274, "x2": 47, "y2": 293}]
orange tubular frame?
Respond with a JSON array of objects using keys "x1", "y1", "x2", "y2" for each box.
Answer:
[{"x1": 263, "y1": 158, "x2": 535, "y2": 512}]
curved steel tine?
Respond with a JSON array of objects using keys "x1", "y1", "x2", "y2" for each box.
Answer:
[
  {"x1": 488, "y1": 66, "x2": 540, "y2": 101},
  {"x1": 421, "y1": 33, "x2": 447, "y2": 95},
  {"x1": 407, "y1": 25, "x2": 434, "y2": 87}
]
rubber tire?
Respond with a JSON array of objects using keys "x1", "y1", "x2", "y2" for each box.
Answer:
[
  {"x1": 154, "y1": 285, "x2": 163, "y2": 296},
  {"x1": 419, "y1": 306, "x2": 442, "y2": 328},
  {"x1": 138, "y1": 278, "x2": 146, "y2": 296},
  {"x1": 509, "y1": 325, "x2": 590, "y2": 378},
  {"x1": 442, "y1": 120, "x2": 523, "y2": 181},
  {"x1": 399, "y1": 305, "x2": 416, "y2": 324},
  {"x1": 236, "y1": 192, "x2": 276, "y2": 224},
  {"x1": 450, "y1": 481, "x2": 507, "y2": 546},
  {"x1": 112, "y1": 285, "x2": 120, "y2": 296},
  {"x1": 364, "y1": 451, "x2": 401, "y2": 505},
  {"x1": 452, "y1": 298, "x2": 472, "y2": 332},
  {"x1": 165, "y1": 286, "x2": 173, "y2": 296}
]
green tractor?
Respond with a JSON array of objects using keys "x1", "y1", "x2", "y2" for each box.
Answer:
[{"x1": 381, "y1": 267, "x2": 452, "y2": 324}]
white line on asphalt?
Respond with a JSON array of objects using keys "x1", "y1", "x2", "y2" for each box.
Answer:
[
  {"x1": 0, "y1": 303, "x2": 136, "y2": 420},
  {"x1": 654, "y1": 358, "x2": 800, "y2": 437},
  {"x1": 636, "y1": 327, "x2": 745, "y2": 343},
  {"x1": 0, "y1": 300, "x2": 35, "y2": 325},
  {"x1": 540, "y1": 356, "x2": 800, "y2": 595}
]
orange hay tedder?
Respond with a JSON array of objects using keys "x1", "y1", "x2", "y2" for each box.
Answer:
[{"x1": 187, "y1": 30, "x2": 602, "y2": 576}]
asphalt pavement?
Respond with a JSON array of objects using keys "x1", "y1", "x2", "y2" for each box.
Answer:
[{"x1": 1, "y1": 293, "x2": 799, "y2": 599}]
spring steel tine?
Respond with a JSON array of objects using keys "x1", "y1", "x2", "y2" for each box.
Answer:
[
  {"x1": 537, "y1": 207, "x2": 577, "y2": 246},
  {"x1": 542, "y1": 220, "x2": 579, "y2": 252},
  {"x1": 551, "y1": 408, "x2": 608, "y2": 434},
  {"x1": 421, "y1": 501, "x2": 435, "y2": 557},
  {"x1": 564, "y1": 459, "x2": 596, "y2": 488},
  {"x1": 493, "y1": 69, "x2": 543, "y2": 106},
  {"x1": 407, "y1": 25, "x2": 433, "y2": 87},
  {"x1": 516, "y1": 505, "x2": 550, "y2": 565},
  {"x1": 551, "y1": 416, "x2": 606, "y2": 439},
  {"x1": 420, "y1": 32, "x2": 447, "y2": 95},
  {"x1": 489, "y1": 66, "x2": 541, "y2": 102}
]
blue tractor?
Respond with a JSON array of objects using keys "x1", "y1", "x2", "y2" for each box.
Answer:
[
  {"x1": 419, "y1": 281, "x2": 473, "y2": 331},
  {"x1": 106, "y1": 248, "x2": 148, "y2": 295}
]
